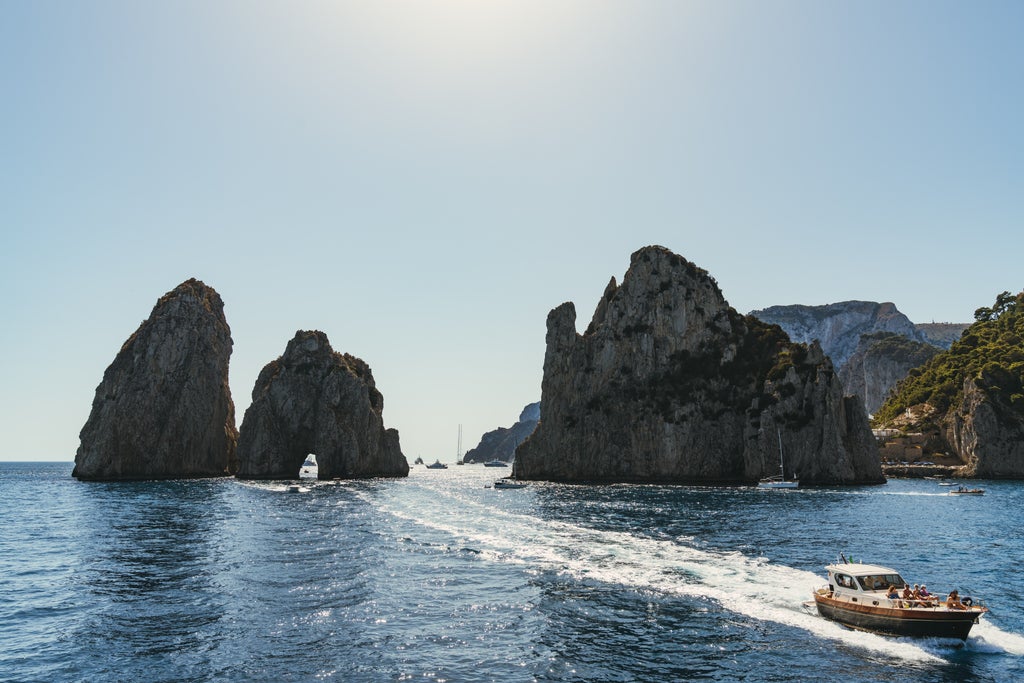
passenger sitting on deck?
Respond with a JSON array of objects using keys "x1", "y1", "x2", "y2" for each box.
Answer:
[
  {"x1": 946, "y1": 590, "x2": 966, "y2": 610},
  {"x1": 902, "y1": 584, "x2": 916, "y2": 605},
  {"x1": 887, "y1": 585, "x2": 900, "y2": 600}
]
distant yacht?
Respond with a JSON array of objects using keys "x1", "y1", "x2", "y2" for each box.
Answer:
[
  {"x1": 483, "y1": 460, "x2": 508, "y2": 467},
  {"x1": 493, "y1": 478, "x2": 527, "y2": 489},
  {"x1": 425, "y1": 460, "x2": 448, "y2": 470}
]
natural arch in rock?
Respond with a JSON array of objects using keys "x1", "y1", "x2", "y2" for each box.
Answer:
[{"x1": 235, "y1": 330, "x2": 408, "y2": 480}]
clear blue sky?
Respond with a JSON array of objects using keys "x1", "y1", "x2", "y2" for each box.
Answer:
[{"x1": 2, "y1": 1, "x2": 1021, "y2": 462}]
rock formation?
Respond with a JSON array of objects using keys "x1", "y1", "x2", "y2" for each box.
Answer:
[
  {"x1": 73, "y1": 279, "x2": 238, "y2": 480},
  {"x1": 750, "y1": 301, "x2": 927, "y2": 370},
  {"x1": 463, "y1": 402, "x2": 540, "y2": 464},
  {"x1": 875, "y1": 291, "x2": 1024, "y2": 478},
  {"x1": 514, "y1": 246, "x2": 883, "y2": 485},
  {"x1": 235, "y1": 330, "x2": 408, "y2": 479},
  {"x1": 839, "y1": 332, "x2": 939, "y2": 414},
  {"x1": 916, "y1": 322, "x2": 970, "y2": 349},
  {"x1": 949, "y1": 377, "x2": 1024, "y2": 477}
]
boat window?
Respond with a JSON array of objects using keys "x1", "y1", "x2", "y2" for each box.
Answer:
[
  {"x1": 835, "y1": 574, "x2": 855, "y2": 589},
  {"x1": 857, "y1": 574, "x2": 905, "y2": 591}
]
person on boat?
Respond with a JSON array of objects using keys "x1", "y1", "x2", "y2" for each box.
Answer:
[
  {"x1": 886, "y1": 585, "x2": 900, "y2": 603},
  {"x1": 918, "y1": 584, "x2": 938, "y2": 606},
  {"x1": 902, "y1": 584, "x2": 917, "y2": 606},
  {"x1": 946, "y1": 589, "x2": 967, "y2": 610}
]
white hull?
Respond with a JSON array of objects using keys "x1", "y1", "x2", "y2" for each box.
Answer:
[{"x1": 758, "y1": 479, "x2": 799, "y2": 489}]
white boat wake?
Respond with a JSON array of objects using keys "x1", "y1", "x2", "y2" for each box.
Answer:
[{"x1": 355, "y1": 480, "x2": 1023, "y2": 666}]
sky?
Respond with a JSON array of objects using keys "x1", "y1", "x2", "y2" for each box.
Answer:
[{"x1": 2, "y1": 1, "x2": 1022, "y2": 463}]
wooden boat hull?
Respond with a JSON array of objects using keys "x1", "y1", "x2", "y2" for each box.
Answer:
[{"x1": 814, "y1": 591, "x2": 984, "y2": 640}]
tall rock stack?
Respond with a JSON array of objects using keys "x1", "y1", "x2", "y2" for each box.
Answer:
[
  {"x1": 235, "y1": 330, "x2": 409, "y2": 480},
  {"x1": 73, "y1": 279, "x2": 238, "y2": 480},
  {"x1": 513, "y1": 246, "x2": 883, "y2": 485}
]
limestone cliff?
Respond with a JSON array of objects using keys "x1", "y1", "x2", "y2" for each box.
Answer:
[
  {"x1": 949, "y1": 377, "x2": 1024, "y2": 477},
  {"x1": 513, "y1": 246, "x2": 883, "y2": 485},
  {"x1": 463, "y1": 402, "x2": 540, "y2": 464},
  {"x1": 916, "y1": 322, "x2": 970, "y2": 349},
  {"x1": 839, "y1": 332, "x2": 939, "y2": 414},
  {"x1": 73, "y1": 279, "x2": 238, "y2": 480},
  {"x1": 235, "y1": 330, "x2": 408, "y2": 479},
  {"x1": 875, "y1": 291, "x2": 1024, "y2": 477},
  {"x1": 750, "y1": 301, "x2": 926, "y2": 370}
]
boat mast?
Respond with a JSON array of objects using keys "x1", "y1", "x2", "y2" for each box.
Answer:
[
  {"x1": 457, "y1": 423, "x2": 462, "y2": 461},
  {"x1": 777, "y1": 428, "x2": 785, "y2": 479}
]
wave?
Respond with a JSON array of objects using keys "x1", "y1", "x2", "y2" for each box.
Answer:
[{"x1": 360, "y1": 479, "x2": 1024, "y2": 665}]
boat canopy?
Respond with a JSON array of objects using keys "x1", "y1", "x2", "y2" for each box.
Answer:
[{"x1": 826, "y1": 563, "x2": 907, "y2": 591}]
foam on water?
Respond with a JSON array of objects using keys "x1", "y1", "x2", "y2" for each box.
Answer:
[{"x1": 362, "y1": 477, "x2": 1024, "y2": 666}]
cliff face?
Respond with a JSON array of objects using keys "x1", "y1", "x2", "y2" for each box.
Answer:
[
  {"x1": 750, "y1": 301, "x2": 925, "y2": 370},
  {"x1": 840, "y1": 332, "x2": 940, "y2": 414},
  {"x1": 463, "y1": 402, "x2": 540, "y2": 464},
  {"x1": 514, "y1": 246, "x2": 883, "y2": 485},
  {"x1": 873, "y1": 291, "x2": 1024, "y2": 477},
  {"x1": 73, "y1": 279, "x2": 238, "y2": 480},
  {"x1": 948, "y1": 378, "x2": 1024, "y2": 477},
  {"x1": 235, "y1": 330, "x2": 408, "y2": 480},
  {"x1": 916, "y1": 323, "x2": 970, "y2": 349}
]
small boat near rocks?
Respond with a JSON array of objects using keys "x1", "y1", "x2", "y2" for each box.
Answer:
[
  {"x1": 493, "y1": 478, "x2": 527, "y2": 489},
  {"x1": 483, "y1": 460, "x2": 508, "y2": 468},
  {"x1": 425, "y1": 460, "x2": 448, "y2": 470},
  {"x1": 758, "y1": 429, "x2": 798, "y2": 489},
  {"x1": 811, "y1": 561, "x2": 987, "y2": 640},
  {"x1": 948, "y1": 486, "x2": 985, "y2": 495}
]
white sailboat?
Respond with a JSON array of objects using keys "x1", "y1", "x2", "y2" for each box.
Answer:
[
  {"x1": 758, "y1": 429, "x2": 799, "y2": 489},
  {"x1": 455, "y1": 424, "x2": 465, "y2": 465}
]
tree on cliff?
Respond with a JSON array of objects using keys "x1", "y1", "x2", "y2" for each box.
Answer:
[{"x1": 874, "y1": 290, "x2": 1024, "y2": 430}]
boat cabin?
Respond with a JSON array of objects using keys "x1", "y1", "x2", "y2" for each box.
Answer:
[{"x1": 826, "y1": 563, "x2": 907, "y2": 597}]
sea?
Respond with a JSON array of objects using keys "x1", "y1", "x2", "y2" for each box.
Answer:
[{"x1": 2, "y1": 462, "x2": 1023, "y2": 683}]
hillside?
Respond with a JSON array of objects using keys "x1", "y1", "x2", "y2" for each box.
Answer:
[{"x1": 873, "y1": 291, "x2": 1024, "y2": 477}]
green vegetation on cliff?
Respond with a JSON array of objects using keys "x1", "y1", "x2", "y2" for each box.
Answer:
[
  {"x1": 873, "y1": 291, "x2": 1024, "y2": 426},
  {"x1": 860, "y1": 331, "x2": 939, "y2": 366}
]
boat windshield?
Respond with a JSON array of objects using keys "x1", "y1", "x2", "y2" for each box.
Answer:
[{"x1": 857, "y1": 574, "x2": 905, "y2": 591}]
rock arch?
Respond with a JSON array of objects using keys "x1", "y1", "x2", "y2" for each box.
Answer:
[{"x1": 235, "y1": 330, "x2": 408, "y2": 479}]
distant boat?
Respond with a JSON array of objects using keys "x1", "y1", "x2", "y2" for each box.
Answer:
[
  {"x1": 948, "y1": 486, "x2": 984, "y2": 495},
  {"x1": 286, "y1": 484, "x2": 303, "y2": 493},
  {"x1": 493, "y1": 478, "x2": 527, "y2": 489},
  {"x1": 425, "y1": 460, "x2": 448, "y2": 470},
  {"x1": 455, "y1": 424, "x2": 465, "y2": 464},
  {"x1": 483, "y1": 460, "x2": 508, "y2": 468},
  {"x1": 758, "y1": 429, "x2": 798, "y2": 489},
  {"x1": 414, "y1": 456, "x2": 424, "y2": 465}
]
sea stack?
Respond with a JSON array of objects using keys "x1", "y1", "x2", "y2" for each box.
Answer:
[
  {"x1": 235, "y1": 330, "x2": 409, "y2": 479},
  {"x1": 73, "y1": 279, "x2": 238, "y2": 480},
  {"x1": 513, "y1": 246, "x2": 884, "y2": 485}
]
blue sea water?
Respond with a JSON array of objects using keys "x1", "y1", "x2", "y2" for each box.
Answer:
[{"x1": 2, "y1": 462, "x2": 1023, "y2": 683}]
